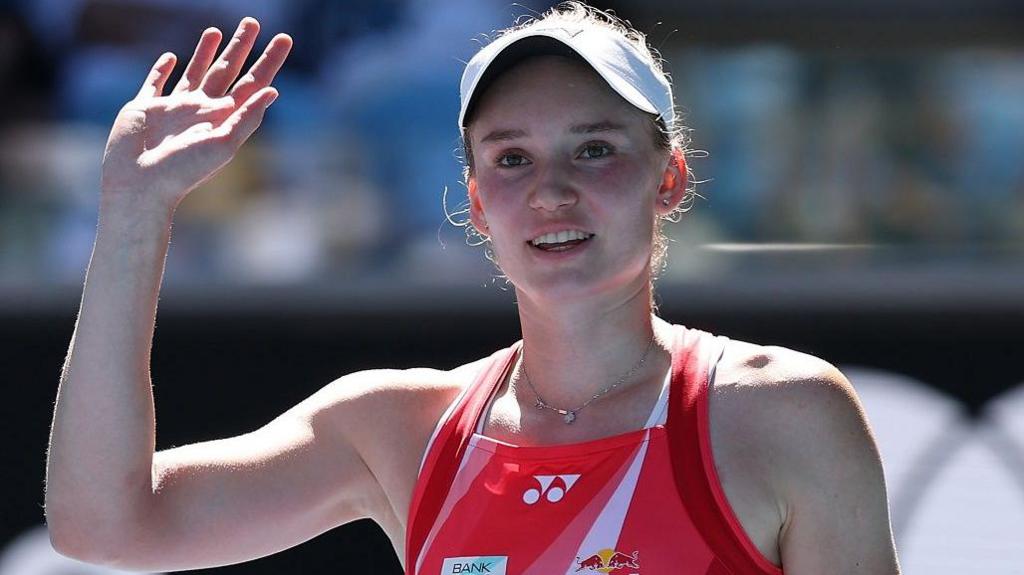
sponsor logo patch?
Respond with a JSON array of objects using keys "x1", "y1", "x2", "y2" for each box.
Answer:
[
  {"x1": 575, "y1": 548, "x2": 640, "y2": 573},
  {"x1": 440, "y1": 555, "x2": 508, "y2": 575},
  {"x1": 522, "y1": 474, "x2": 581, "y2": 505}
]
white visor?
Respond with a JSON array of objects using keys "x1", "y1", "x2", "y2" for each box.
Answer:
[{"x1": 459, "y1": 23, "x2": 675, "y2": 130}]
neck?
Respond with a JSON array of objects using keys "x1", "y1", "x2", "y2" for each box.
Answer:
[{"x1": 511, "y1": 279, "x2": 672, "y2": 411}]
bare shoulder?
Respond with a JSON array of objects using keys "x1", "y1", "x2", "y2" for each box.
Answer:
[
  {"x1": 301, "y1": 356, "x2": 492, "y2": 456},
  {"x1": 713, "y1": 339, "x2": 875, "y2": 489},
  {"x1": 298, "y1": 354, "x2": 489, "y2": 413},
  {"x1": 716, "y1": 339, "x2": 851, "y2": 394},
  {"x1": 295, "y1": 356, "x2": 493, "y2": 535},
  {"x1": 714, "y1": 339, "x2": 873, "y2": 460},
  {"x1": 712, "y1": 339, "x2": 900, "y2": 573}
]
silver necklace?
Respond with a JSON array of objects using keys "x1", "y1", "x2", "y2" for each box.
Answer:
[{"x1": 517, "y1": 334, "x2": 657, "y2": 424}]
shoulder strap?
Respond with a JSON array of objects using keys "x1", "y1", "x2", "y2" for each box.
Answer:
[
  {"x1": 665, "y1": 326, "x2": 782, "y2": 574},
  {"x1": 404, "y1": 341, "x2": 521, "y2": 573}
]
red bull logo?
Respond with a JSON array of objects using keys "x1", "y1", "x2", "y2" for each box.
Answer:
[{"x1": 574, "y1": 548, "x2": 640, "y2": 573}]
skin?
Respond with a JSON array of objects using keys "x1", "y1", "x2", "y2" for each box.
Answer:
[{"x1": 45, "y1": 18, "x2": 900, "y2": 574}]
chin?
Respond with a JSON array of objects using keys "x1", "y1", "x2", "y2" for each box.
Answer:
[{"x1": 511, "y1": 266, "x2": 651, "y2": 307}]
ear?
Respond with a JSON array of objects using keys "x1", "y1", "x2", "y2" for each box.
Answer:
[
  {"x1": 656, "y1": 149, "x2": 688, "y2": 215},
  {"x1": 467, "y1": 177, "x2": 489, "y2": 236}
]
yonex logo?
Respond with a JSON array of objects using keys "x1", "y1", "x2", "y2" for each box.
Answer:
[{"x1": 522, "y1": 474, "x2": 581, "y2": 504}]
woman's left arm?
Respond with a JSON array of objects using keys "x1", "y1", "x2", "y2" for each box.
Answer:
[{"x1": 766, "y1": 357, "x2": 901, "y2": 574}]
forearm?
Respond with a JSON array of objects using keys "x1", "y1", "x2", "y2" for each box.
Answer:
[
  {"x1": 46, "y1": 192, "x2": 175, "y2": 550},
  {"x1": 44, "y1": 18, "x2": 289, "y2": 563}
]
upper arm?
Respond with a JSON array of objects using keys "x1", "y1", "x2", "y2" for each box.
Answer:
[
  {"x1": 124, "y1": 369, "x2": 404, "y2": 571},
  {"x1": 763, "y1": 354, "x2": 901, "y2": 574}
]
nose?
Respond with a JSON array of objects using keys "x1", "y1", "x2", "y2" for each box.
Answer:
[{"x1": 527, "y1": 161, "x2": 578, "y2": 212}]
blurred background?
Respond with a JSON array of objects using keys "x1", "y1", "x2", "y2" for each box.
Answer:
[{"x1": 1, "y1": 0, "x2": 1022, "y2": 573}]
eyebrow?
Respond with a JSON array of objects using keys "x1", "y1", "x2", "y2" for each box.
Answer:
[
  {"x1": 479, "y1": 129, "x2": 527, "y2": 143},
  {"x1": 478, "y1": 121, "x2": 627, "y2": 144},
  {"x1": 571, "y1": 121, "x2": 627, "y2": 135}
]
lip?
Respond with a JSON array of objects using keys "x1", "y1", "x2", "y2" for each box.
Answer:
[
  {"x1": 525, "y1": 234, "x2": 595, "y2": 260},
  {"x1": 525, "y1": 224, "x2": 594, "y2": 244}
]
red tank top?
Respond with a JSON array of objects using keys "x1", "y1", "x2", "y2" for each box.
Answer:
[{"x1": 405, "y1": 325, "x2": 783, "y2": 575}]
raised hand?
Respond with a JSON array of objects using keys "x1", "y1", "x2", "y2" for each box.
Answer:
[{"x1": 100, "y1": 18, "x2": 292, "y2": 208}]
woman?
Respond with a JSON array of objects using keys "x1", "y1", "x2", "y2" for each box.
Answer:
[{"x1": 45, "y1": 3, "x2": 900, "y2": 574}]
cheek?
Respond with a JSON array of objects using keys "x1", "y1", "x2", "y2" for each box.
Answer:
[
  {"x1": 470, "y1": 185, "x2": 519, "y2": 257},
  {"x1": 596, "y1": 164, "x2": 663, "y2": 257},
  {"x1": 473, "y1": 175, "x2": 523, "y2": 226},
  {"x1": 584, "y1": 160, "x2": 661, "y2": 218}
]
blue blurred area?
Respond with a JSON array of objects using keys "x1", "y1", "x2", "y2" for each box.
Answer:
[{"x1": 1, "y1": 0, "x2": 1022, "y2": 292}]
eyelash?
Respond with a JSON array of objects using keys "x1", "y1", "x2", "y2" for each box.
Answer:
[
  {"x1": 495, "y1": 152, "x2": 529, "y2": 168},
  {"x1": 579, "y1": 143, "x2": 613, "y2": 159},
  {"x1": 493, "y1": 142, "x2": 615, "y2": 168}
]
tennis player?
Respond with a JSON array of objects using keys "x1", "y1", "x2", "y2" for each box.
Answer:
[{"x1": 46, "y1": 3, "x2": 901, "y2": 574}]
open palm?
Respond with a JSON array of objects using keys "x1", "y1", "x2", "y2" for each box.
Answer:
[{"x1": 101, "y1": 18, "x2": 291, "y2": 207}]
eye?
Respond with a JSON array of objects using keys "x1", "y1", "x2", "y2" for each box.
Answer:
[
  {"x1": 496, "y1": 152, "x2": 531, "y2": 168},
  {"x1": 579, "y1": 143, "x2": 613, "y2": 160}
]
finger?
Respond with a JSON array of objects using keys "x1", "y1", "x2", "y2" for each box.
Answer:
[
  {"x1": 172, "y1": 27, "x2": 223, "y2": 94},
  {"x1": 229, "y1": 33, "x2": 293, "y2": 105},
  {"x1": 213, "y1": 87, "x2": 279, "y2": 148},
  {"x1": 136, "y1": 52, "x2": 177, "y2": 99},
  {"x1": 199, "y1": 17, "x2": 260, "y2": 97},
  {"x1": 185, "y1": 95, "x2": 237, "y2": 123}
]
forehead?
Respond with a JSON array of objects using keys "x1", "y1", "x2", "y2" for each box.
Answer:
[{"x1": 468, "y1": 56, "x2": 649, "y2": 138}]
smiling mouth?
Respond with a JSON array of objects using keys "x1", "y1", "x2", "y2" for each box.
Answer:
[{"x1": 529, "y1": 233, "x2": 595, "y2": 252}]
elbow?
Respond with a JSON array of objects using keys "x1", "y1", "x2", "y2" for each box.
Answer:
[
  {"x1": 44, "y1": 470, "x2": 160, "y2": 567},
  {"x1": 46, "y1": 507, "x2": 134, "y2": 567},
  {"x1": 46, "y1": 501, "x2": 170, "y2": 572},
  {"x1": 47, "y1": 520, "x2": 110, "y2": 565}
]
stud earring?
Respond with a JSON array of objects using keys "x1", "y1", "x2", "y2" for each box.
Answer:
[{"x1": 661, "y1": 198, "x2": 670, "y2": 206}]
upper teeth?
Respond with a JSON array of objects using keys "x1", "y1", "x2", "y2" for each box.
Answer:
[{"x1": 531, "y1": 230, "x2": 593, "y2": 246}]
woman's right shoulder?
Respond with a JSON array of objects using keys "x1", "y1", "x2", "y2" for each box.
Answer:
[
  {"x1": 291, "y1": 356, "x2": 497, "y2": 517},
  {"x1": 299, "y1": 355, "x2": 496, "y2": 432}
]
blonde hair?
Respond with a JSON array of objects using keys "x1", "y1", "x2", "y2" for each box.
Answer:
[{"x1": 447, "y1": 1, "x2": 699, "y2": 303}]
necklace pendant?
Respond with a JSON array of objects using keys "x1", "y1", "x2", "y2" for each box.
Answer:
[
  {"x1": 534, "y1": 399, "x2": 544, "y2": 409},
  {"x1": 563, "y1": 410, "x2": 577, "y2": 424}
]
